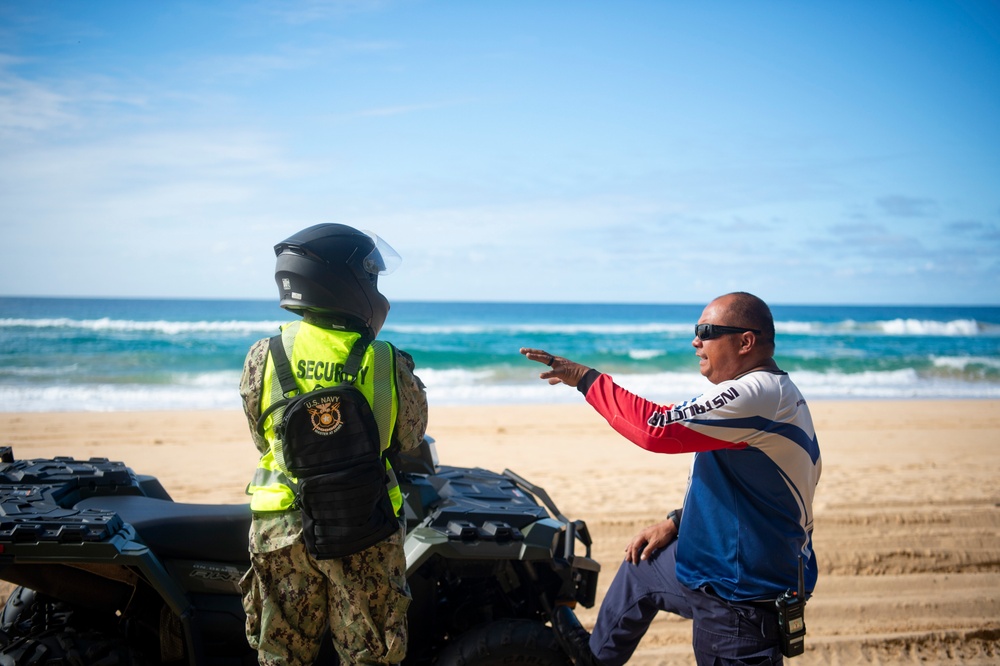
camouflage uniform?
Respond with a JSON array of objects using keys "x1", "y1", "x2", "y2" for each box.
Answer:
[{"x1": 239, "y1": 336, "x2": 428, "y2": 665}]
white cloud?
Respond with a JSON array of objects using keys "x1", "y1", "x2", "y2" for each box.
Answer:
[{"x1": 0, "y1": 60, "x2": 74, "y2": 133}]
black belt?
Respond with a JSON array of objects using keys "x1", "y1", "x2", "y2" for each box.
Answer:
[
  {"x1": 746, "y1": 598, "x2": 779, "y2": 609},
  {"x1": 704, "y1": 585, "x2": 778, "y2": 610}
]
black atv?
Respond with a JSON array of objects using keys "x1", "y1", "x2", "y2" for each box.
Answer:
[{"x1": 0, "y1": 438, "x2": 599, "y2": 665}]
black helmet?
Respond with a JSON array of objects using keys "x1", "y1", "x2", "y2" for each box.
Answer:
[{"x1": 273, "y1": 223, "x2": 400, "y2": 337}]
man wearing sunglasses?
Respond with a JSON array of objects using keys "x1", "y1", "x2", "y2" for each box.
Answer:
[{"x1": 521, "y1": 292, "x2": 820, "y2": 666}]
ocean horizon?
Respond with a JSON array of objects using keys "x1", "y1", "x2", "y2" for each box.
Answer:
[{"x1": 2, "y1": 296, "x2": 999, "y2": 412}]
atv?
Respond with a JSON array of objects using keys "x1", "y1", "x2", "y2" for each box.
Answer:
[{"x1": 0, "y1": 438, "x2": 599, "y2": 665}]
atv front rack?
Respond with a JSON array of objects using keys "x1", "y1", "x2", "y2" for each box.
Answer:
[
  {"x1": 0, "y1": 448, "x2": 208, "y2": 666},
  {"x1": 402, "y1": 464, "x2": 600, "y2": 609}
]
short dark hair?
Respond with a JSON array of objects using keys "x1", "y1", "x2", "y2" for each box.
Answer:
[{"x1": 722, "y1": 292, "x2": 775, "y2": 348}]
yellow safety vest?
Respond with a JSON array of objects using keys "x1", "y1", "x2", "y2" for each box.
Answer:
[{"x1": 247, "y1": 320, "x2": 402, "y2": 514}]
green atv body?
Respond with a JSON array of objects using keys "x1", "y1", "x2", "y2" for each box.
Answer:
[{"x1": 0, "y1": 439, "x2": 599, "y2": 665}]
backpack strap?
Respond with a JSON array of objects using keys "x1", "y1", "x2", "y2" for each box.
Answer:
[
  {"x1": 342, "y1": 334, "x2": 372, "y2": 381},
  {"x1": 268, "y1": 333, "x2": 298, "y2": 397},
  {"x1": 255, "y1": 332, "x2": 373, "y2": 436},
  {"x1": 255, "y1": 334, "x2": 297, "y2": 436}
]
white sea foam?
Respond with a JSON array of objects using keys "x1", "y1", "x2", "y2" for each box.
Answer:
[
  {"x1": 0, "y1": 370, "x2": 243, "y2": 412},
  {"x1": 790, "y1": 369, "x2": 1000, "y2": 399},
  {"x1": 775, "y1": 318, "x2": 991, "y2": 337},
  {"x1": 0, "y1": 364, "x2": 80, "y2": 377},
  {"x1": 384, "y1": 322, "x2": 690, "y2": 336},
  {"x1": 393, "y1": 318, "x2": 996, "y2": 338},
  {"x1": 0, "y1": 317, "x2": 283, "y2": 335},
  {"x1": 628, "y1": 349, "x2": 666, "y2": 360},
  {"x1": 775, "y1": 322, "x2": 819, "y2": 335},
  {"x1": 878, "y1": 318, "x2": 980, "y2": 336},
  {"x1": 3, "y1": 366, "x2": 998, "y2": 412},
  {"x1": 0, "y1": 384, "x2": 243, "y2": 413},
  {"x1": 423, "y1": 369, "x2": 1000, "y2": 405},
  {"x1": 3, "y1": 316, "x2": 994, "y2": 339},
  {"x1": 931, "y1": 355, "x2": 1000, "y2": 371}
]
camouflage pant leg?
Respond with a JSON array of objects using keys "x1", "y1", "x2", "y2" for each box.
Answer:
[
  {"x1": 320, "y1": 527, "x2": 410, "y2": 665},
  {"x1": 241, "y1": 528, "x2": 409, "y2": 666},
  {"x1": 243, "y1": 541, "x2": 328, "y2": 666}
]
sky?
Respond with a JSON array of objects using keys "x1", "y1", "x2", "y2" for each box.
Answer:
[{"x1": 1, "y1": 1, "x2": 999, "y2": 306}]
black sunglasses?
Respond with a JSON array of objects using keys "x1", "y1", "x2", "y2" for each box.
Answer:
[{"x1": 695, "y1": 323, "x2": 762, "y2": 340}]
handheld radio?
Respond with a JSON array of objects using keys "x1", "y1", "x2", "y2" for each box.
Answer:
[{"x1": 774, "y1": 556, "x2": 806, "y2": 657}]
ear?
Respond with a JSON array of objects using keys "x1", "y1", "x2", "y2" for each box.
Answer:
[{"x1": 738, "y1": 331, "x2": 756, "y2": 354}]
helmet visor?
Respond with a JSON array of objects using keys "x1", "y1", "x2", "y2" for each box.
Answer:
[{"x1": 362, "y1": 232, "x2": 402, "y2": 276}]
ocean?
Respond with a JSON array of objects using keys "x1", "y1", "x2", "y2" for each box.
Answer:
[{"x1": 2, "y1": 297, "x2": 999, "y2": 412}]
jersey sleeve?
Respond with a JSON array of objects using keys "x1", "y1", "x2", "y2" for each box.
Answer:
[{"x1": 583, "y1": 373, "x2": 750, "y2": 454}]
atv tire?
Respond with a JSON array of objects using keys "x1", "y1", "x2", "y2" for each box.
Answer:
[
  {"x1": 0, "y1": 587, "x2": 35, "y2": 638},
  {"x1": 0, "y1": 587, "x2": 76, "y2": 648},
  {"x1": 434, "y1": 619, "x2": 572, "y2": 666},
  {"x1": 0, "y1": 626, "x2": 149, "y2": 666}
]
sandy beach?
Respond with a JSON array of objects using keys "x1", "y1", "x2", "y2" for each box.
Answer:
[{"x1": 1, "y1": 400, "x2": 998, "y2": 664}]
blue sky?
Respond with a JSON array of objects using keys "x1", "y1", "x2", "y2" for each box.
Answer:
[{"x1": 1, "y1": 1, "x2": 998, "y2": 306}]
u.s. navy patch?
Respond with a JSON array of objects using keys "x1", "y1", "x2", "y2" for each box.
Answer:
[{"x1": 306, "y1": 395, "x2": 343, "y2": 435}]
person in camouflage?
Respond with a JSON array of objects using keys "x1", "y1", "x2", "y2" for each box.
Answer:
[{"x1": 239, "y1": 224, "x2": 428, "y2": 665}]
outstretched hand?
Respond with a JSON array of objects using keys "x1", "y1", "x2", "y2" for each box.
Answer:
[
  {"x1": 519, "y1": 347, "x2": 591, "y2": 388},
  {"x1": 623, "y1": 520, "x2": 677, "y2": 565}
]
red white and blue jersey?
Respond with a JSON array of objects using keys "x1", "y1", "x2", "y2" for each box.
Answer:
[{"x1": 582, "y1": 369, "x2": 821, "y2": 601}]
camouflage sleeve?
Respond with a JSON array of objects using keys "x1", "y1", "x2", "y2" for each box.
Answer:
[
  {"x1": 240, "y1": 337, "x2": 271, "y2": 456},
  {"x1": 393, "y1": 347, "x2": 428, "y2": 453}
]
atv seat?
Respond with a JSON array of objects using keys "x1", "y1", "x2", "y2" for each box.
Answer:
[{"x1": 75, "y1": 495, "x2": 251, "y2": 563}]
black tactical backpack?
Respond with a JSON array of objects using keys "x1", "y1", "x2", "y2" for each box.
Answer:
[{"x1": 256, "y1": 334, "x2": 398, "y2": 558}]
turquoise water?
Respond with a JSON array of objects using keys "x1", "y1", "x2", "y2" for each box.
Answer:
[{"x1": 2, "y1": 297, "x2": 998, "y2": 411}]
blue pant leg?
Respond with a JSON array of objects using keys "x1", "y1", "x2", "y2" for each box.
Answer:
[
  {"x1": 589, "y1": 540, "x2": 692, "y2": 666},
  {"x1": 684, "y1": 586, "x2": 784, "y2": 666}
]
